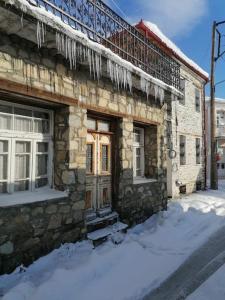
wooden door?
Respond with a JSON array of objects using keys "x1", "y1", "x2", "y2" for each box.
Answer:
[{"x1": 86, "y1": 132, "x2": 112, "y2": 217}]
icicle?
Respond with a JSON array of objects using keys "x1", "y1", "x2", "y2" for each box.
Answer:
[
  {"x1": 107, "y1": 59, "x2": 132, "y2": 92},
  {"x1": 159, "y1": 88, "x2": 165, "y2": 104},
  {"x1": 36, "y1": 21, "x2": 45, "y2": 48}
]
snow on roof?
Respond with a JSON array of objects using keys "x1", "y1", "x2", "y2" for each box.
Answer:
[{"x1": 142, "y1": 21, "x2": 209, "y2": 80}]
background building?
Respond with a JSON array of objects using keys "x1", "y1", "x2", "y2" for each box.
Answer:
[
  {"x1": 136, "y1": 21, "x2": 208, "y2": 198},
  {"x1": 206, "y1": 98, "x2": 225, "y2": 180}
]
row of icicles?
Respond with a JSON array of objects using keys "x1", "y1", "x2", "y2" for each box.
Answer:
[{"x1": 36, "y1": 21, "x2": 165, "y2": 103}]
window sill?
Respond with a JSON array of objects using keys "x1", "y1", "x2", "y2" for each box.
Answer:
[
  {"x1": 133, "y1": 178, "x2": 157, "y2": 185},
  {"x1": 0, "y1": 187, "x2": 68, "y2": 207}
]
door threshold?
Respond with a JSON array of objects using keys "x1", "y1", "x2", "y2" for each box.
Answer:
[{"x1": 86, "y1": 211, "x2": 118, "y2": 226}]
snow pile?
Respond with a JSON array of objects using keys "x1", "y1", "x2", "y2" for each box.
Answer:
[
  {"x1": 3, "y1": 0, "x2": 182, "y2": 100},
  {"x1": 143, "y1": 21, "x2": 209, "y2": 79},
  {"x1": 1, "y1": 183, "x2": 225, "y2": 300}
]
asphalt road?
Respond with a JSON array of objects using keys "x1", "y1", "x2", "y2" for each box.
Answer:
[{"x1": 143, "y1": 225, "x2": 225, "y2": 300}]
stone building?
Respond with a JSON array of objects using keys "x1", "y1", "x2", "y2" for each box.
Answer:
[
  {"x1": 0, "y1": 0, "x2": 183, "y2": 273},
  {"x1": 206, "y1": 98, "x2": 225, "y2": 179},
  {"x1": 136, "y1": 21, "x2": 209, "y2": 198}
]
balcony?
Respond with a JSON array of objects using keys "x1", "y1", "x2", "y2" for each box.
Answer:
[{"x1": 33, "y1": 0, "x2": 181, "y2": 90}]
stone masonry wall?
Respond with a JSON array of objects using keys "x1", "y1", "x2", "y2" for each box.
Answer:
[
  {"x1": 167, "y1": 66, "x2": 206, "y2": 197},
  {"x1": 0, "y1": 32, "x2": 168, "y2": 273}
]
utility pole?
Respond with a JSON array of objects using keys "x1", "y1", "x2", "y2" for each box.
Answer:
[{"x1": 210, "y1": 21, "x2": 218, "y2": 190}]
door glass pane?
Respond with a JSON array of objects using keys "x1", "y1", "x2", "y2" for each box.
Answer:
[
  {"x1": 98, "y1": 121, "x2": 110, "y2": 132},
  {"x1": 86, "y1": 144, "x2": 93, "y2": 173},
  {"x1": 85, "y1": 190, "x2": 92, "y2": 210},
  {"x1": 102, "y1": 145, "x2": 109, "y2": 172}
]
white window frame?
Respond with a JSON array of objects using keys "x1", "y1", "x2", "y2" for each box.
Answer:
[
  {"x1": 133, "y1": 127, "x2": 145, "y2": 178},
  {"x1": 0, "y1": 100, "x2": 53, "y2": 195}
]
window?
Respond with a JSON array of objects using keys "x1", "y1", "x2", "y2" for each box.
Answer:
[
  {"x1": 180, "y1": 135, "x2": 186, "y2": 165},
  {"x1": 222, "y1": 163, "x2": 225, "y2": 169},
  {"x1": 195, "y1": 88, "x2": 200, "y2": 112},
  {"x1": 0, "y1": 140, "x2": 8, "y2": 193},
  {"x1": 0, "y1": 101, "x2": 53, "y2": 194},
  {"x1": 179, "y1": 78, "x2": 185, "y2": 105},
  {"x1": 196, "y1": 138, "x2": 201, "y2": 165},
  {"x1": 133, "y1": 127, "x2": 145, "y2": 177},
  {"x1": 217, "y1": 163, "x2": 220, "y2": 169},
  {"x1": 87, "y1": 117, "x2": 110, "y2": 132}
]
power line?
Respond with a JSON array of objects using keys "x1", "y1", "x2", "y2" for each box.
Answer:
[{"x1": 108, "y1": 0, "x2": 131, "y2": 22}]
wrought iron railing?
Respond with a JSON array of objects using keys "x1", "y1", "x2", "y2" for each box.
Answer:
[{"x1": 35, "y1": 0, "x2": 181, "y2": 89}]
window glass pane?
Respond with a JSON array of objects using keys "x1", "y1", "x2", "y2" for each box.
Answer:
[
  {"x1": 33, "y1": 111, "x2": 49, "y2": 119},
  {"x1": 0, "y1": 182, "x2": 7, "y2": 193},
  {"x1": 15, "y1": 142, "x2": 30, "y2": 180},
  {"x1": 0, "y1": 114, "x2": 12, "y2": 130},
  {"x1": 16, "y1": 141, "x2": 30, "y2": 153},
  {"x1": 14, "y1": 107, "x2": 32, "y2": 117},
  {"x1": 102, "y1": 145, "x2": 109, "y2": 172},
  {"x1": 35, "y1": 177, "x2": 48, "y2": 188},
  {"x1": 134, "y1": 129, "x2": 141, "y2": 143},
  {"x1": 37, "y1": 142, "x2": 48, "y2": 153},
  {"x1": 86, "y1": 144, "x2": 93, "y2": 173},
  {"x1": 0, "y1": 104, "x2": 12, "y2": 114},
  {"x1": 36, "y1": 154, "x2": 48, "y2": 176},
  {"x1": 14, "y1": 180, "x2": 29, "y2": 192},
  {"x1": 0, "y1": 155, "x2": 7, "y2": 180},
  {"x1": 87, "y1": 118, "x2": 96, "y2": 130},
  {"x1": 15, "y1": 155, "x2": 30, "y2": 179},
  {"x1": 0, "y1": 140, "x2": 8, "y2": 153},
  {"x1": 98, "y1": 121, "x2": 110, "y2": 132},
  {"x1": 34, "y1": 119, "x2": 49, "y2": 133},
  {"x1": 15, "y1": 117, "x2": 32, "y2": 132}
]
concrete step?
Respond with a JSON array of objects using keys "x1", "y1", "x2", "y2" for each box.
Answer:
[{"x1": 87, "y1": 221, "x2": 128, "y2": 247}]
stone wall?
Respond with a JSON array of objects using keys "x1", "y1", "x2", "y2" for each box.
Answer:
[
  {"x1": 0, "y1": 196, "x2": 86, "y2": 274},
  {"x1": 167, "y1": 66, "x2": 206, "y2": 197},
  {"x1": 0, "y1": 30, "x2": 169, "y2": 273}
]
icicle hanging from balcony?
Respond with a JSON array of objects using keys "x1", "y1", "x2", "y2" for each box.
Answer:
[
  {"x1": 37, "y1": 21, "x2": 46, "y2": 48},
  {"x1": 35, "y1": 21, "x2": 166, "y2": 101},
  {"x1": 107, "y1": 60, "x2": 132, "y2": 92},
  {"x1": 140, "y1": 76, "x2": 164, "y2": 104},
  {"x1": 55, "y1": 32, "x2": 102, "y2": 81}
]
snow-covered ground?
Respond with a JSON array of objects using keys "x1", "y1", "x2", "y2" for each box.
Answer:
[
  {"x1": 187, "y1": 263, "x2": 225, "y2": 300},
  {"x1": 1, "y1": 182, "x2": 225, "y2": 300}
]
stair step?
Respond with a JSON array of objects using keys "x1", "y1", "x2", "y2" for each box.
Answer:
[{"x1": 87, "y1": 221, "x2": 128, "y2": 245}]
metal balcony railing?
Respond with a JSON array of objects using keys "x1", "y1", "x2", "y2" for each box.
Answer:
[{"x1": 35, "y1": 0, "x2": 181, "y2": 89}]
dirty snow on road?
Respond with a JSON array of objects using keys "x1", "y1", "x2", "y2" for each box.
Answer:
[
  {"x1": 1, "y1": 182, "x2": 225, "y2": 300},
  {"x1": 187, "y1": 263, "x2": 225, "y2": 300}
]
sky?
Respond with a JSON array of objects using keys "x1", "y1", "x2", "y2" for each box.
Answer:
[{"x1": 105, "y1": 0, "x2": 225, "y2": 99}]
